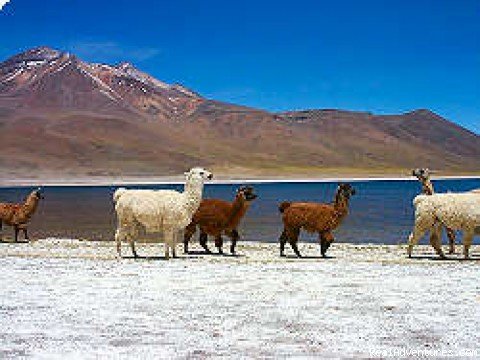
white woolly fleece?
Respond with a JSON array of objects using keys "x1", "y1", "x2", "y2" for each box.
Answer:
[
  {"x1": 113, "y1": 168, "x2": 212, "y2": 259},
  {"x1": 413, "y1": 193, "x2": 480, "y2": 231}
]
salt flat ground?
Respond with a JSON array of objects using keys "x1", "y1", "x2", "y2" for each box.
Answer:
[{"x1": 1, "y1": 239, "x2": 479, "y2": 359}]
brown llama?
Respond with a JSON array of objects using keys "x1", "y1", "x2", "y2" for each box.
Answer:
[
  {"x1": 184, "y1": 186, "x2": 257, "y2": 254},
  {"x1": 0, "y1": 188, "x2": 44, "y2": 242},
  {"x1": 412, "y1": 168, "x2": 456, "y2": 254},
  {"x1": 279, "y1": 183, "x2": 355, "y2": 257}
]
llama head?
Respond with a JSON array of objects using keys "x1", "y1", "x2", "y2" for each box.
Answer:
[
  {"x1": 337, "y1": 183, "x2": 356, "y2": 199},
  {"x1": 32, "y1": 187, "x2": 44, "y2": 200},
  {"x1": 237, "y1": 186, "x2": 258, "y2": 202},
  {"x1": 412, "y1": 168, "x2": 431, "y2": 181},
  {"x1": 184, "y1": 167, "x2": 213, "y2": 182}
]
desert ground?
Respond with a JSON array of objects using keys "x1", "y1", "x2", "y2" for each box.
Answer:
[{"x1": 1, "y1": 239, "x2": 479, "y2": 359}]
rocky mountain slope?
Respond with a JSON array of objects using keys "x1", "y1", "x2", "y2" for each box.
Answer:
[{"x1": 0, "y1": 46, "x2": 479, "y2": 179}]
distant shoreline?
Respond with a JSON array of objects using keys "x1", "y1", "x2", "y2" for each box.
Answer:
[{"x1": 1, "y1": 175, "x2": 479, "y2": 187}]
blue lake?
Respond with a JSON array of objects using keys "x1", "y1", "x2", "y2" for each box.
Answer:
[{"x1": 0, "y1": 179, "x2": 479, "y2": 245}]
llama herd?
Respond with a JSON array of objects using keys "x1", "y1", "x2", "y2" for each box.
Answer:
[
  {"x1": 0, "y1": 167, "x2": 479, "y2": 260},
  {"x1": 112, "y1": 168, "x2": 358, "y2": 258}
]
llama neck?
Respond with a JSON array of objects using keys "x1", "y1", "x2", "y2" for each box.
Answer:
[
  {"x1": 21, "y1": 193, "x2": 39, "y2": 218},
  {"x1": 322, "y1": 192, "x2": 350, "y2": 230},
  {"x1": 225, "y1": 196, "x2": 249, "y2": 228},
  {"x1": 184, "y1": 178, "x2": 204, "y2": 215},
  {"x1": 421, "y1": 178, "x2": 434, "y2": 195},
  {"x1": 333, "y1": 193, "x2": 350, "y2": 217}
]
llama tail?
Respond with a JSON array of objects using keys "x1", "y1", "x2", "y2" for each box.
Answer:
[
  {"x1": 113, "y1": 187, "x2": 128, "y2": 203},
  {"x1": 279, "y1": 202, "x2": 292, "y2": 213}
]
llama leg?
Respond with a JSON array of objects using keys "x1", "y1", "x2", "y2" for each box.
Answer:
[
  {"x1": 288, "y1": 228, "x2": 301, "y2": 258},
  {"x1": 407, "y1": 217, "x2": 431, "y2": 257},
  {"x1": 407, "y1": 229, "x2": 425, "y2": 258},
  {"x1": 215, "y1": 235, "x2": 224, "y2": 254},
  {"x1": 163, "y1": 229, "x2": 176, "y2": 260},
  {"x1": 322, "y1": 242, "x2": 332, "y2": 257},
  {"x1": 23, "y1": 227, "x2": 29, "y2": 241},
  {"x1": 199, "y1": 231, "x2": 211, "y2": 253},
  {"x1": 430, "y1": 223, "x2": 446, "y2": 259},
  {"x1": 463, "y1": 230, "x2": 474, "y2": 259},
  {"x1": 229, "y1": 229, "x2": 239, "y2": 255},
  {"x1": 172, "y1": 230, "x2": 180, "y2": 258},
  {"x1": 319, "y1": 233, "x2": 327, "y2": 256},
  {"x1": 446, "y1": 227, "x2": 456, "y2": 254},
  {"x1": 290, "y1": 240, "x2": 302, "y2": 258},
  {"x1": 129, "y1": 239, "x2": 138, "y2": 258},
  {"x1": 279, "y1": 229, "x2": 288, "y2": 257},
  {"x1": 14, "y1": 226, "x2": 19, "y2": 242},
  {"x1": 126, "y1": 225, "x2": 138, "y2": 258},
  {"x1": 320, "y1": 232, "x2": 334, "y2": 257},
  {"x1": 184, "y1": 223, "x2": 196, "y2": 254},
  {"x1": 164, "y1": 243, "x2": 170, "y2": 260},
  {"x1": 115, "y1": 229, "x2": 123, "y2": 257}
]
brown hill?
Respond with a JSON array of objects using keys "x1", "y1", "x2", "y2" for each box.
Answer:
[{"x1": 0, "y1": 46, "x2": 479, "y2": 180}]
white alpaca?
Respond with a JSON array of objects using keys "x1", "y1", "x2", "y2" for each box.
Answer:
[
  {"x1": 407, "y1": 191, "x2": 480, "y2": 259},
  {"x1": 113, "y1": 167, "x2": 213, "y2": 259}
]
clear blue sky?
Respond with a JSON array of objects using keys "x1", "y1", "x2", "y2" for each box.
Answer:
[{"x1": 1, "y1": 0, "x2": 479, "y2": 133}]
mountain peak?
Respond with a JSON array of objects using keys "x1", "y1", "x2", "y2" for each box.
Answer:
[
  {"x1": 405, "y1": 109, "x2": 439, "y2": 118},
  {"x1": 116, "y1": 61, "x2": 136, "y2": 71},
  {"x1": 0, "y1": 48, "x2": 200, "y2": 100},
  {"x1": 14, "y1": 46, "x2": 62, "y2": 62},
  {"x1": 0, "y1": 46, "x2": 204, "y2": 120},
  {"x1": 27, "y1": 45, "x2": 61, "y2": 55}
]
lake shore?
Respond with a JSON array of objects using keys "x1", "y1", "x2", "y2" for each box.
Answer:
[
  {"x1": 1, "y1": 174, "x2": 479, "y2": 187},
  {"x1": 1, "y1": 239, "x2": 479, "y2": 358}
]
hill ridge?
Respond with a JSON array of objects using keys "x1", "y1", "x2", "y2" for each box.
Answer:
[{"x1": 0, "y1": 46, "x2": 479, "y2": 178}]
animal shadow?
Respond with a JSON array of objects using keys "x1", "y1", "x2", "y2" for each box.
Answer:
[
  {"x1": 0, "y1": 239, "x2": 29, "y2": 244},
  {"x1": 185, "y1": 250, "x2": 245, "y2": 258},
  {"x1": 408, "y1": 254, "x2": 480, "y2": 262},
  {"x1": 120, "y1": 255, "x2": 201, "y2": 261},
  {"x1": 283, "y1": 254, "x2": 335, "y2": 260}
]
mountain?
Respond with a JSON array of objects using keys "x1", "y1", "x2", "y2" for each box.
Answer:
[
  {"x1": 0, "y1": 46, "x2": 202, "y2": 119},
  {"x1": 0, "y1": 46, "x2": 479, "y2": 179}
]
